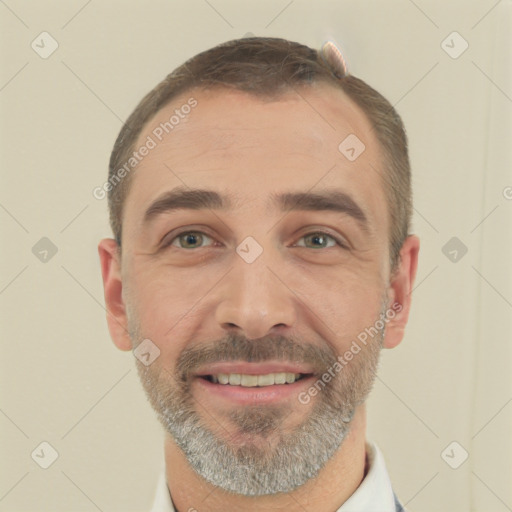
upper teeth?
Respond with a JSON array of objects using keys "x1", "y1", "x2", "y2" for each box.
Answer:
[{"x1": 211, "y1": 372, "x2": 302, "y2": 386}]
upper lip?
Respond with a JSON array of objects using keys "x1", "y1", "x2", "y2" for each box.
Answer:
[{"x1": 194, "y1": 361, "x2": 316, "y2": 377}]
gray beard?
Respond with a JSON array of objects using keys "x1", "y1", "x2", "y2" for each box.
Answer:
[{"x1": 132, "y1": 302, "x2": 385, "y2": 496}]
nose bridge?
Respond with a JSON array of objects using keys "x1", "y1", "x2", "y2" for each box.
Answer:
[{"x1": 215, "y1": 241, "x2": 296, "y2": 339}]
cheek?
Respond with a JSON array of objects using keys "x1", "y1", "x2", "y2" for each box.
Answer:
[
  {"x1": 316, "y1": 291, "x2": 384, "y2": 347},
  {"x1": 127, "y1": 265, "x2": 202, "y2": 359},
  {"x1": 292, "y1": 266, "x2": 385, "y2": 345}
]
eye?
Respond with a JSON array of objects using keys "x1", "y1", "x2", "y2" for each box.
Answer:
[
  {"x1": 164, "y1": 230, "x2": 215, "y2": 250},
  {"x1": 294, "y1": 231, "x2": 347, "y2": 250}
]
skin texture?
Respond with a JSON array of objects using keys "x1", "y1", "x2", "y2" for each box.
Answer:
[{"x1": 98, "y1": 81, "x2": 420, "y2": 511}]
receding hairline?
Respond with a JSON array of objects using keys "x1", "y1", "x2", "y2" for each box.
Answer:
[
  {"x1": 137, "y1": 81, "x2": 342, "y2": 136},
  {"x1": 129, "y1": 79, "x2": 383, "y2": 179}
]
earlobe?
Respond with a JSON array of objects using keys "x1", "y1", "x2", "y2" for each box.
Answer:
[
  {"x1": 382, "y1": 235, "x2": 420, "y2": 349},
  {"x1": 98, "y1": 238, "x2": 133, "y2": 351}
]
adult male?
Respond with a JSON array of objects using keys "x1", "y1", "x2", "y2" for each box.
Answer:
[{"x1": 98, "y1": 36, "x2": 419, "y2": 511}]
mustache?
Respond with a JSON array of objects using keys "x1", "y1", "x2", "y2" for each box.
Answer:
[{"x1": 175, "y1": 333, "x2": 338, "y2": 382}]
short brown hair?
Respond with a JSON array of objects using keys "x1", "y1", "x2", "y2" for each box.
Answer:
[{"x1": 108, "y1": 36, "x2": 412, "y2": 274}]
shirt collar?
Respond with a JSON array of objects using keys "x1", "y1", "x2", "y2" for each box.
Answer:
[
  {"x1": 150, "y1": 441, "x2": 398, "y2": 512},
  {"x1": 336, "y1": 441, "x2": 398, "y2": 512}
]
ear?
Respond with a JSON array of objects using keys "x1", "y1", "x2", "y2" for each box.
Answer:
[
  {"x1": 382, "y1": 235, "x2": 420, "y2": 349},
  {"x1": 98, "y1": 238, "x2": 133, "y2": 351}
]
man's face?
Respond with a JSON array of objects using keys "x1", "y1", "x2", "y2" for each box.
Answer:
[{"x1": 116, "y1": 83, "x2": 397, "y2": 495}]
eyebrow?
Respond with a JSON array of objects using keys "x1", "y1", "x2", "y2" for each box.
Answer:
[{"x1": 143, "y1": 186, "x2": 370, "y2": 232}]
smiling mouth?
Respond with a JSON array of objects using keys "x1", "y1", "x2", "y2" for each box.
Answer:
[{"x1": 200, "y1": 372, "x2": 313, "y2": 387}]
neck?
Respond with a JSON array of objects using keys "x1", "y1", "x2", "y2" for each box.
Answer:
[{"x1": 164, "y1": 404, "x2": 368, "y2": 512}]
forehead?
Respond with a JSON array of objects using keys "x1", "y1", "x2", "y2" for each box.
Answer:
[{"x1": 124, "y1": 83, "x2": 388, "y2": 238}]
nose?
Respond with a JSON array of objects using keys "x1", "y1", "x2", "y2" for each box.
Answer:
[{"x1": 215, "y1": 251, "x2": 297, "y2": 340}]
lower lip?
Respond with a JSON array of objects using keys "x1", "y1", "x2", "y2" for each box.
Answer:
[{"x1": 193, "y1": 375, "x2": 316, "y2": 405}]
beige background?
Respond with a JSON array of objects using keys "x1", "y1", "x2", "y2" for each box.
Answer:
[{"x1": 1, "y1": 1, "x2": 511, "y2": 511}]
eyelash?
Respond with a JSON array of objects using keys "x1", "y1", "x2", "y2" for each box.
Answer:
[{"x1": 161, "y1": 229, "x2": 349, "y2": 251}]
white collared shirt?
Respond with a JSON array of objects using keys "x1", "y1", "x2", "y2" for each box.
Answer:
[{"x1": 150, "y1": 441, "x2": 403, "y2": 512}]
